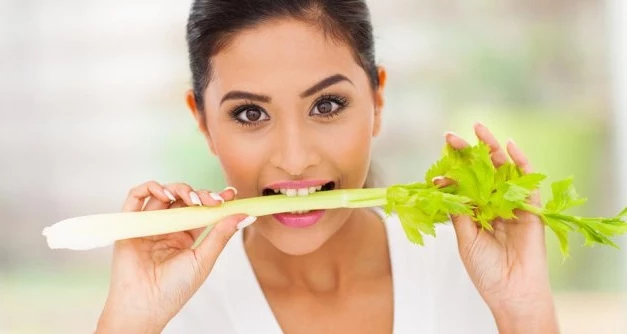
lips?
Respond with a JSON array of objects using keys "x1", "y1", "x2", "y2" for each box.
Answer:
[
  {"x1": 272, "y1": 210, "x2": 326, "y2": 228},
  {"x1": 262, "y1": 180, "x2": 336, "y2": 228}
]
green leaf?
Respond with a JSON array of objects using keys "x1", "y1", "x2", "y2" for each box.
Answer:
[
  {"x1": 508, "y1": 173, "x2": 546, "y2": 190},
  {"x1": 425, "y1": 149, "x2": 452, "y2": 185},
  {"x1": 503, "y1": 183, "x2": 530, "y2": 202},
  {"x1": 494, "y1": 163, "x2": 517, "y2": 185},
  {"x1": 470, "y1": 142, "x2": 496, "y2": 203},
  {"x1": 543, "y1": 216, "x2": 572, "y2": 256},
  {"x1": 545, "y1": 177, "x2": 587, "y2": 213},
  {"x1": 396, "y1": 206, "x2": 429, "y2": 245}
]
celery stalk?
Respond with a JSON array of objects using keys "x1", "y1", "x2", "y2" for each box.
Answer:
[{"x1": 42, "y1": 188, "x2": 387, "y2": 250}]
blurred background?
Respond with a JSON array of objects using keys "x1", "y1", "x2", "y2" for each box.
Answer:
[{"x1": 1, "y1": 0, "x2": 626, "y2": 333}]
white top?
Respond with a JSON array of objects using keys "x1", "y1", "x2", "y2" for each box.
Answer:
[{"x1": 164, "y1": 209, "x2": 497, "y2": 333}]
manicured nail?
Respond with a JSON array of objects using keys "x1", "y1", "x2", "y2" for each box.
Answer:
[
  {"x1": 237, "y1": 216, "x2": 257, "y2": 229},
  {"x1": 223, "y1": 186, "x2": 238, "y2": 195},
  {"x1": 189, "y1": 191, "x2": 202, "y2": 206},
  {"x1": 431, "y1": 176, "x2": 446, "y2": 183},
  {"x1": 209, "y1": 192, "x2": 225, "y2": 203},
  {"x1": 163, "y1": 189, "x2": 176, "y2": 202}
]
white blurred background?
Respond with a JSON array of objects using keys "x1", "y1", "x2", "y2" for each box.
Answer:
[{"x1": 1, "y1": 0, "x2": 626, "y2": 333}]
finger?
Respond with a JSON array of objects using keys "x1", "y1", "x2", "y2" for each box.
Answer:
[
  {"x1": 220, "y1": 186, "x2": 238, "y2": 201},
  {"x1": 165, "y1": 183, "x2": 202, "y2": 207},
  {"x1": 192, "y1": 215, "x2": 256, "y2": 278},
  {"x1": 195, "y1": 186, "x2": 238, "y2": 206},
  {"x1": 474, "y1": 122, "x2": 509, "y2": 167},
  {"x1": 506, "y1": 139, "x2": 541, "y2": 206},
  {"x1": 183, "y1": 187, "x2": 239, "y2": 240},
  {"x1": 122, "y1": 180, "x2": 172, "y2": 212},
  {"x1": 143, "y1": 188, "x2": 177, "y2": 211},
  {"x1": 432, "y1": 176, "x2": 455, "y2": 188},
  {"x1": 444, "y1": 131, "x2": 470, "y2": 150},
  {"x1": 506, "y1": 139, "x2": 532, "y2": 174},
  {"x1": 196, "y1": 190, "x2": 225, "y2": 206}
]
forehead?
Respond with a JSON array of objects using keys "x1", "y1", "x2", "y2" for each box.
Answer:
[{"x1": 208, "y1": 18, "x2": 369, "y2": 96}]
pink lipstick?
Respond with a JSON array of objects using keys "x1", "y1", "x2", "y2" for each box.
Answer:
[
  {"x1": 263, "y1": 179, "x2": 334, "y2": 228},
  {"x1": 273, "y1": 210, "x2": 325, "y2": 228}
]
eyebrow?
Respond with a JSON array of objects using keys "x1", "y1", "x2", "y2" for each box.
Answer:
[
  {"x1": 300, "y1": 74, "x2": 353, "y2": 98},
  {"x1": 219, "y1": 74, "x2": 353, "y2": 105},
  {"x1": 220, "y1": 91, "x2": 271, "y2": 105}
]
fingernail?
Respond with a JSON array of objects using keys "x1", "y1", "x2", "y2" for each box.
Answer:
[
  {"x1": 431, "y1": 176, "x2": 445, "y2": 183},
  {"x1": 189, "y1": 191, "x2": 202, "y2": 206},
  {"x1": 237, "y1": 216, "x2": 257, "y2": 229},
  {"x1": 444, "y1": 131, "x2": 458, "y2": 138},
  {"x1": 507, "y1": 138, "x2": 516, "y2": 146},
  {"x1": 475, "y1": 121, "x2": 485, "y2": 127},
  {"x1": 163, "y1": 189, "x2": 176, "y2": 202},
  {"x1": 223, "y1": 186, "x2": 238, "y2": 195},
  {"x1": 209, "y1": 192, "x2": 225, "y2": 204}
]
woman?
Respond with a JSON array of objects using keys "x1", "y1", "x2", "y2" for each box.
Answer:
[{"x1": 95, "y1": 1, "x2": 559, "y2": 333}]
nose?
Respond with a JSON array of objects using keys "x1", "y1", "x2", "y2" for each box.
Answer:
[{"x1": 269, "y1": 124, "x2": 321, "y2": 176}]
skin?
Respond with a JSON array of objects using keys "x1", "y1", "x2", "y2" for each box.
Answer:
[{"x1": 96, "y1": 18, "x2": 559, "y2": 334}]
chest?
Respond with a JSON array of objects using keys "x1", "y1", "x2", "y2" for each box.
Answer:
[{"x1": 262, "y1": 275, "x2": 394, "y2": 334}]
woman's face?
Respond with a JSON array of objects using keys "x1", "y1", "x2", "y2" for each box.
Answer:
[{"x1": 188, "y1": 18, "x2": 385, "y2": 255}]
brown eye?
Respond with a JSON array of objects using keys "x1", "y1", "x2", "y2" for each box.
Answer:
[
  {"x1": 311, "y1": 99, "x2": 340, "y2": 116},
  {"x1": 235, "y1": 107, "x2": 269, "y2": 123},
  {"x1": 317, "y1": 101, "x2": 333, "y2": 114},
  {"x1": 245, "y1": 109, "x2": 261, "y2": 121}
]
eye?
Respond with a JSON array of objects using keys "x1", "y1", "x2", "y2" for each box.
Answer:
[
  {"x1": 309, "y1": 95, "x2": 348, "y2": 117},
  {"x1": 231, "y1": 105, "x2": 270, "y2": 125}
]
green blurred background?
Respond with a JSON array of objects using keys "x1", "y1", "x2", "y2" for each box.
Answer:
[{"x1": 1, "y1": 0, "x2": 625, "y2": 333}]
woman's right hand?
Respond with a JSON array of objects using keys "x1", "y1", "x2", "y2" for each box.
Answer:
[{"x1": 95, "y1": 181, "x2": 256, "y2": 333}]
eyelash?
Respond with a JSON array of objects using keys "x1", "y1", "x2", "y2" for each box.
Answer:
[
  {"x1": 228, "y1": 101, "x2": 263, "y2": 127},
  {"x1": 310, "y1": 94, "x2": 349, "y2": 119},
  {"x1": 228, "y1": 94, "x2": 350, "y2": 127}
]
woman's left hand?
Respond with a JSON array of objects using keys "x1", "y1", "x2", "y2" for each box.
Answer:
[{"x1": 439, "y1": 123, "x2": 559, "y2": 334}]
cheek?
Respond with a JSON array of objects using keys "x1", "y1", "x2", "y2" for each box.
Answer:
[
  {"x1": 209, "y1": 129, "x2": 265, "y2": 196},
  {"x1": 322, "y1": 112, "x2": 374, "y2": 185}
]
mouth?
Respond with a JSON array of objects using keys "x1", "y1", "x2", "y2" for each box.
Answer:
[
  {"x1": 261, "y1": 181, "x2": 336, "y2": 227},
  {"x1": 262, "y1": 181, "x2": 335, "y2": 198}
]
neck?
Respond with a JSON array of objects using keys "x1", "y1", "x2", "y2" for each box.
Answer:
[{"x1": 245, "y1": 208, "x2": 390, "y2": 293}]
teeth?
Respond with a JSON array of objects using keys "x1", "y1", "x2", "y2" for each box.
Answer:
[
  {"x1": 289, "y1": 210, "x2": 310, "y2": 214},
  {"x1": 275, "y1": 185, "x2": 328, "y2": 197}
]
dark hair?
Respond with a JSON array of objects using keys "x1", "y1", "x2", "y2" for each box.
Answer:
[{"x1": 186, "y1": 0, "x2": 378, "y2": 114}]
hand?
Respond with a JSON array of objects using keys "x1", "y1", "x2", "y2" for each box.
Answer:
[
  {"x1": 440, "y1": 123, "x2": 559, "y2": 334},
  {"x1": 96, "y1": 181, "x2": 255, "y2": 333}
]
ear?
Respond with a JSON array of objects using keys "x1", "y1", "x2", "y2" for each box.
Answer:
[
  {"x1": 186, "y1": 89, "x2": 217, "y2": 155},
  {"x1": 372, "y1": 66, "x2": 387, "y2": 137}
]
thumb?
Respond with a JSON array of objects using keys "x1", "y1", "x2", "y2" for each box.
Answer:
[
  {"x1": 450, "y1": 214, "x2": 478, "y2": 256},
  {"x1": 192, "y1": 215, "x2": 257, "y2": 278}
]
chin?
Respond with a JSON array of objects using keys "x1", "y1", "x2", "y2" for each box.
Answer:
[
  {"x1": 256, "y1": 210, "x2": 351, "y2": 256},
  {"x1": 265, "y1": 228, "x2": 336, "y2": 256}
]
